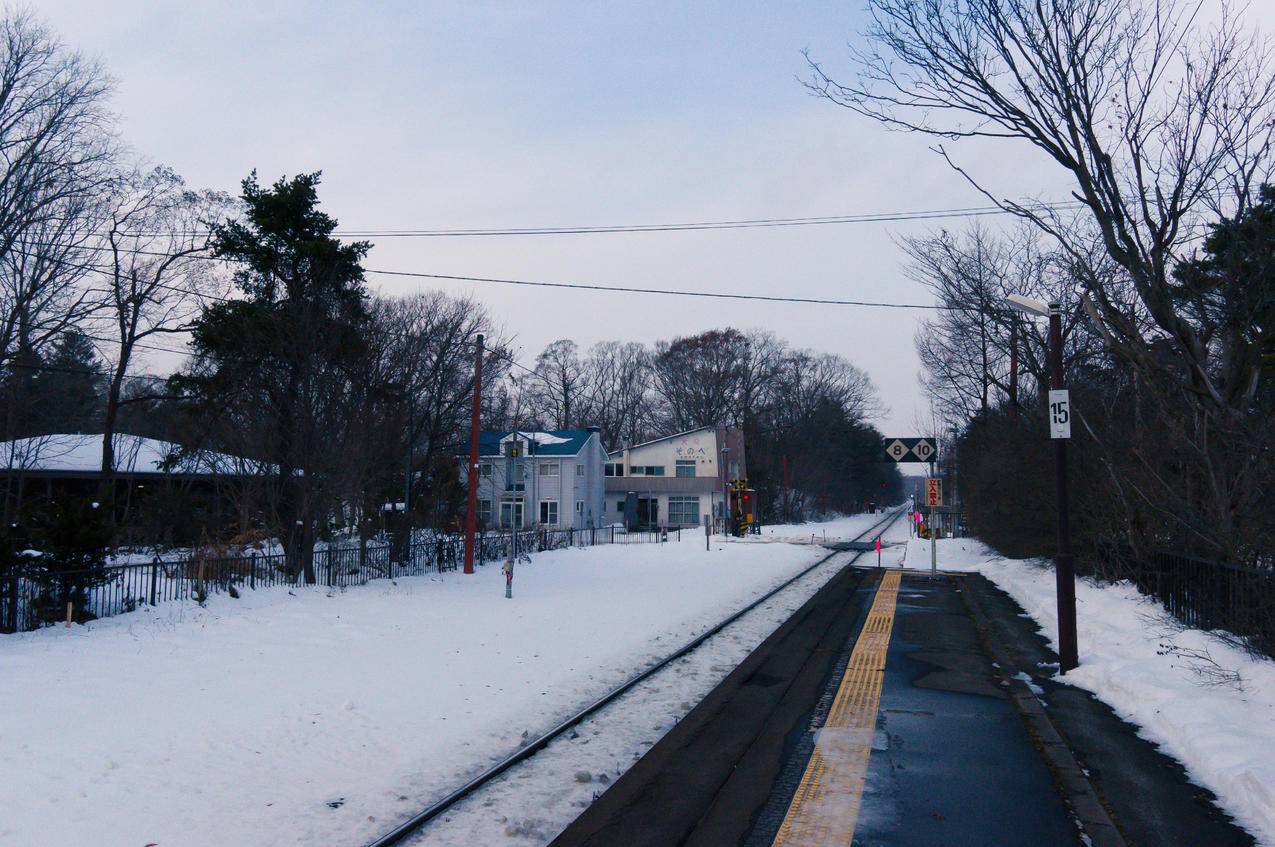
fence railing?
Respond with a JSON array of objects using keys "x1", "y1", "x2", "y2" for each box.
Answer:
[
  {"x1": 1122, "y1": 550, "x2": 1275, "y2": 658},
  {"x1": 1089, "y1": 544, "x2": 1274, "y2": 659},
  {"x1": 1, "y1": 524, "x2": 675, "y2": 634}
]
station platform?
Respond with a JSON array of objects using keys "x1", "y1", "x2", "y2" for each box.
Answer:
[{"x1": 551, "y1": 560, "x2": 1253, "y2": 847}]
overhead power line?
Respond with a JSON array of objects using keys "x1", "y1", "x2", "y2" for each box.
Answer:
[
  {"x1": 364, "y1": 268, "x2": 945, "y2": 309},
  {"x1": 332, "y1": 202, "x2": 1083, "y2": 237},
  {"x1": 27, "y1": 241, "x2": 950, "y2": 310},
  {"x1": 126, "y1": 200, "x2": 1087, "y2": 240}
]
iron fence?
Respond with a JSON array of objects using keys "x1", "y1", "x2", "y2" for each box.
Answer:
[
  {"x1": 1123, "y1": 550, "x2": 1275, "y2": 658},
  {"x1": 0, "y1": 524, "x2": 675, "y2": 634}
]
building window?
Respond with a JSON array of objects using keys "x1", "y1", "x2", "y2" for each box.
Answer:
[
  {"x1": 477, "y1": 499, "x2": 493, "y2": 527},
  {"x1": 479, "y1": 462, "x2": 493, "y2": 477},
  {"x1": 539, "y1": 500, "x2": 559, "y2": 525},
  {"x1": 615, "y1": 500, "x2": 625, "y2": 513},
  {"x1": 575, "y1": 500, "x2": 584, "y2": 514},
  {"x1": 604, "y1": 462, "x2": 624, "y2": 477},
  {"x1": 575, "y1": 463, "x2": 585, "y2": 477},
  {"x1": 646, "y1": 465, "x2": 665, "y2": 476},
  {"x1": 675, "y1": 460, "x2": 696, "y2": 478},
  {"x1": 539, "y1": 462, "x2": 560, "y2": 477},
  {"x1": 500, "y1": 500, "x2": 524, "y2": 528},
  {"x1": 668, "y1": 496, "x2": 700, "y2": 526}
]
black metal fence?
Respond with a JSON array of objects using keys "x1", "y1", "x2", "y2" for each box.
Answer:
[
  {"x1": 1121, "y1": 550, "x2": 1275, "y2": 658},
  {"x1": 1089, "y1": 544, "x2": 1275, "y2": 658},
  {"x1": 1, "y1": 525, "x2": 676, "y2": 634}
]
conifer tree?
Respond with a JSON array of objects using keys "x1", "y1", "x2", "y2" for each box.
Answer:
[{"x1": 176, "y1": 172, "x2": 371, "y2": 581}]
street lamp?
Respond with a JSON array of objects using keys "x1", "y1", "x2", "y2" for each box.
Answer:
[
  {"x1": 1006, "y1": 294, "x2": 1078, "y2": 673},
  {"x1": 720, "y1": 446, "x2": 731, "y2": 536}
]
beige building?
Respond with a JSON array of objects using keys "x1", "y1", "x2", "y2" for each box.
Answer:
[{"x1": 602, "y1": 425, "x2": 747, "y2": 529}]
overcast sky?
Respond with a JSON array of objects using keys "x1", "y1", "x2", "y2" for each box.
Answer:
[{"x1": 39, "y1": 1, "x2": 1254, "y2": 441}]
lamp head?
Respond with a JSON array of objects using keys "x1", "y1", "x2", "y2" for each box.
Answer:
[{"x1": 1006, "y1": 294, "x2": 1050, "y2": 317}]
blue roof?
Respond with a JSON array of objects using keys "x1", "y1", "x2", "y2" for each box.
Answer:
[{"x1": 476, "y1": 429, "x2": 595, "y2": 457}]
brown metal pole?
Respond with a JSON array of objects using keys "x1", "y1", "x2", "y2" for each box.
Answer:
[
  {"x1": 1049, "y1": 306, "x2": 1078, "y2": 672},
  {"x1": 462, "y1": 334, "x2": 485, "y2": 575},
  {"x1": 1009, "y1": 321, "x2": 1019, "y2": 421},
  {"x1": 781, "y1": 455, "x2": 789, "y2": 522}
]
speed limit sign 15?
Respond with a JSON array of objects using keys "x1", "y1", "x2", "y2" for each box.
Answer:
[{"x1": 1048, "y1": 389, "x2": 1072, "y2": 439}]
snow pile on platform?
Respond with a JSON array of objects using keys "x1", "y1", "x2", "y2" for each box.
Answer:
[
  {"x1": 898, "y1": 536, "x2": 1275, "y2": 846},
  {"x1": 0, "y1": 534, "x2": 828, "y2": 847}
]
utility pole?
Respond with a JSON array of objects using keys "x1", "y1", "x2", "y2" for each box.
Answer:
[
  {"x1": 463, "y1": 334, "x2": 484, "y2": 575},
  {"x1": 1009, "y1": 321, "x2": 1019, "y2": 421},
  {"x1": 402, "y1": 390, "x2": 414, "y2": 561},
  {"x1": 719, "y1": 446, "x2": 731, "y2": 535},
  {"x1": 1048, "y1": 304, "x2": 1079, "y2": 672},
  {"x1": 1007, "y1": 294, "x2": 1079, "y2": 673},
  {"x1": 781, "y1": 455, "x2": 790, "y2": 522}
]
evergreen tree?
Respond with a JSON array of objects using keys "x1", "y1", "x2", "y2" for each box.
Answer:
[
  {"x1": 175, "y1": 172, "x2": 371, "y2": 581},
  {"x1": 1173, "y1": 184, "x2": 1275, "y2": 390},
  {"x1": 29, "y1": 496, "x2": 112, "y2": 624},
  {"x1": 34, "y1": 331, "x2": 105, "y2": 434}
]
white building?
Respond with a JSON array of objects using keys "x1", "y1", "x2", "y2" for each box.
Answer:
[
  {"x1": 602, "y1": 425, "x2": 747, "y2": 529},
  {"x1": 463, "y1": 428, "x2": 607, "y2": 530}
]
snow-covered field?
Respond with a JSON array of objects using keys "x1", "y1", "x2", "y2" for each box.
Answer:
[
  {"x1": 751, "y1": 512, "x2": 899, "y2": 544},
  {"x1": 0, "y1": 521, "x2": 881, "y2": 847},
  {"x1": 895, "y1": 535, "x2": 1275, "y2": 846}
]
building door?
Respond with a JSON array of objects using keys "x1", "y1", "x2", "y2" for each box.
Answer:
[
  {"x1": 637, "y1": 497, "x2": 659, "y2": 529},
  {"x1": 500, "y1": 500, "x2": 523, "y2": 529}
]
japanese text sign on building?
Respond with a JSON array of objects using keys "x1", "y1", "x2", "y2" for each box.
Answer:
[{"x1": 925, "y1": 478, "x2": 943, "y2": 507}]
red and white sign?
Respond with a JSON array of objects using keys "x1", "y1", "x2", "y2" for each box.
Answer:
[{"x1": 925, "y1": 478, "x2": 943, "y2": 507}]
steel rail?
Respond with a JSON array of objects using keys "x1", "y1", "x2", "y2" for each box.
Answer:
[{"x1": 363, "y1": 508, "x2": 906, "y2": 847}]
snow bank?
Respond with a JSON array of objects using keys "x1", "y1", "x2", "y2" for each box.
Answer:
[
  {"x1": 895, "y1": 535, "x2": 1275, "y2": 846},
  {"x1": 0, "y1": 534, "x2": 831, "y2": 847}
]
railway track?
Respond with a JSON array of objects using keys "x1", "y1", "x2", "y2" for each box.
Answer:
[{"x1": 363, "y1": 508, "x2": 906, "y2": 847}]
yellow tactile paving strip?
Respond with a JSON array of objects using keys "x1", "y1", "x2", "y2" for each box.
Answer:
[{"x1": 771, "y1": 570, "x2": 902, "y2": 847}]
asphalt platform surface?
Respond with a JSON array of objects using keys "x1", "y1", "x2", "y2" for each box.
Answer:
[{"x1": 550, "y1": 559, "x2": 1255, "y2": 847}]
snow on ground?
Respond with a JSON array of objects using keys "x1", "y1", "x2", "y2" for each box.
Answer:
[
  {"x1": 892, "y1": 534, "x2": 1275, "y2": 846},
  {"x1": 0, "y1": 522, "x2": 880, "y2": 847},
  {"x1": 406, "y1": 511, "x2": 907, "y2": 845},
  {"x1": 751, "y1": 512, "x2": 899, "y2": 545}
]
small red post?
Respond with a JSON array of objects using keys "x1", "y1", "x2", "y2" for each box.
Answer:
[
  {"x1": 462, "y1": 334, "x2": 485, "y2": 574},
  {"x1": 876, "y1": 536, "x2": 882, "y2": 567}
]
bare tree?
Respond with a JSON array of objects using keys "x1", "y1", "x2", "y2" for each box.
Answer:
[
  {"x1": 903, "y1": 225, "x2": 1102, "y2": 423},
  {"x1": 579, "y1": 340, "x2": 654, "y2": 446},
  {"x1": 97, "y1": 165, "x2": 230, "y2": 483},
  {"x1": 526, "y1": 339, "x2": 586, "y2": 430},
  {"x1": 370, "y1": 292, "x2": 510, "y2": 526},
  {"x1": 0, "y1": 8, "x2": 114, "y2": 392},
  {"x1": 652, "y1": 329, "x2": 748, "y2": 431},
  {"x1": 809, "y1": 0, "x2": 1275, "y2": 413},
  {"x1": 812, "y1": 0, "x2": 1275, "y2": 557}
]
